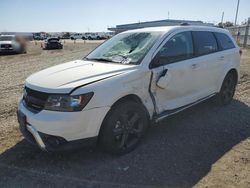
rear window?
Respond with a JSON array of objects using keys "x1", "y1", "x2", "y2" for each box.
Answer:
[
  {"x1": 214, "y1": 32, "x2": 235, "y2": 50},
  {"x1": 192, "y1": 31, "x2": 218, "y2": 56},
  {"x1": 48, "y1": 38, "x2": 59, "y2": 42}
]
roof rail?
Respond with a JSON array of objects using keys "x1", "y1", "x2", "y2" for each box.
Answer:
[{"x1": 180, "y1": 22, "x2": 190, "y2": 26}]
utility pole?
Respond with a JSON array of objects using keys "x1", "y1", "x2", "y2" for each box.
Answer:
[
  {"x1": 234, "y1": 0, "x2": 240, "y2": 26},
  {"x1": 243, "y1": 17, "x2": 250, "y2": 48},
  {"x1": 221, "y1": 12, "x2": 224, "y2": 24}
]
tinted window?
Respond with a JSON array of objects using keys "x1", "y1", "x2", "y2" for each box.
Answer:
[
  {"x1": 214, "y1": 32, "x2": 235, "y2": 50},
  {"x1": 192, "y1": 31, "x2": 218, "y2": 56},
  {"x1": 155, "y1": 31, "x2": 193, "y2": 65}
]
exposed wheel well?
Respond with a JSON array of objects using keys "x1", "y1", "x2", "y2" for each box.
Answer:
[
  {"x1": 111, "y1": 94, "x2": 150, "y2": 121},
  {"x1": 112, "y1": 94, "x2": 143, "y2": 107}
]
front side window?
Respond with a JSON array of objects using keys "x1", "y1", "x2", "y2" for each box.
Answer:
[
  {"x1": 214, "y1": 32, "x2": 235, "y2": 50},
  {"x1": 153, "y1": 31, "x2": 194, "y2": 66},
  {"x1": 192, "y1": 31, "x2": 218, "y2": 56},
  {"x1": 86, "y1": 31, "x2": 163, "y2": 65}
]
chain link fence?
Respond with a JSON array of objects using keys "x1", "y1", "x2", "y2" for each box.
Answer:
[{"x1": 226, "y1": 18, "x2": 250, "y2": 48}]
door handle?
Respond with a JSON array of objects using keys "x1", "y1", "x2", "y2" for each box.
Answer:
[
  {"x1": 219, "y1": 56, "x2": 225, "y2": 60},
  {"x1": 191, "y1": 64, "x2": 199, "y2": 69}
]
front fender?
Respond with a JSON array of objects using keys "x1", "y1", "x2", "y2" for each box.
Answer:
[{"x1": 71, "y1": 69, "x2": 155, "y2": 118}]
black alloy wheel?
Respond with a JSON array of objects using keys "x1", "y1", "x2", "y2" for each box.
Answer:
[
  {"x1": 99, "y1": 101, "x2": 148, "y2": 155},
  {"x1": 216, "y1": 72, "x2": 237, "y2": 105}
]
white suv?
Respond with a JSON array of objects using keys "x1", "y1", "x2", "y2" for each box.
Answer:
[
  {"x1": 17, "y1": 26, "x2": 240, "y2": 154},
  {"x1": 0, "y1": 35, "x2": 26, "y2": 54},
  {"x1": 70, "y1": 33, "x2": 84, "y2": 40}
]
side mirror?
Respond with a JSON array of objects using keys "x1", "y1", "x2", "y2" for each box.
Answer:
[{"x1": 156, "y1": 69, "x2": 170, "y2": 89}]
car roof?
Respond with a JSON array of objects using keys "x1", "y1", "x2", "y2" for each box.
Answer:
[{"x1": 124, "y1": 25, "x2": 230, "y2": 35}]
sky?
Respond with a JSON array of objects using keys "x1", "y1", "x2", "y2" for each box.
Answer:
[{"x1": 0, "y1": 0, "x2": 249, "y2": 32}]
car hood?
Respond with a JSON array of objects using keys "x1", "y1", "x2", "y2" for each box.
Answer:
[{"x1": 26, "y1": 60, "x2": 136, "y2": 93}]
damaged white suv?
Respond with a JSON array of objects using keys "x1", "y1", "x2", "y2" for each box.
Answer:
[{"x1": 17, "y1": 26, "x2": 240, "y2": 154}]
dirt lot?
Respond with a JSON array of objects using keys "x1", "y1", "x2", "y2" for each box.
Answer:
[{"x1": 0, "y1": 41, "x2": 249, "y2": 188}]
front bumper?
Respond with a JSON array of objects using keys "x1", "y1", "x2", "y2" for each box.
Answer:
[
  {"x1": 17, "y1": 101, "x2": 110, "y2": 151},
  {"x1": 17, "y1": 114, "x2": 97, "y2": 151}
]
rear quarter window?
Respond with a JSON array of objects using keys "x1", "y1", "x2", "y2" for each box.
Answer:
[
  {"x1": 214, "y1": 32, "x2": 235, "y2": 50},
  {"x1": 192, "y1": 31, "x2": 218, "y2": 56}
]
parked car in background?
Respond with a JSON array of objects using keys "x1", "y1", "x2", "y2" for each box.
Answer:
[
  {"x1": 70, "y1": 32, "x2": 111, "y2": 40},
  {"x1": 84, "y1": 33, "x2": 108, "y2": 40},
  {"x1": 33, "y1": 35, "x2": 47, "y2": 40},
  {"x1": 59, "y1": 32, "x2": 71, "y2": 39},
  {"x1": 33, "y1": 35, "x2": 43, "y2": 40},
  {"x1": 70, "y1": 33, "x2": 84, "y2": 40},
  {"x1": 84, "y1": 33, "x2": 99, "y2": 40},
  {"x1": 42, "y1": 37, "x2": 63, "y2": 50},
  {"x1": 17, "y1": 26, "x2": 240, "y2": 154},
  {"x1": 0, "y1": 35, "x2": 27, "y2": 54}
]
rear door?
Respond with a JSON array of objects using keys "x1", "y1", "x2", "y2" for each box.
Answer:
[
  {"x1": 213, "y1": 32, "x2": 238, "y2": 87},
  {"x1": 191, "y1": 31, "x2": 222, "y2": 94}
]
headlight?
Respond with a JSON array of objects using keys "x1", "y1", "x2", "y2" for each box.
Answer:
[{"x1": 44, "y1": 92, "x2": 93, "y2": 112}]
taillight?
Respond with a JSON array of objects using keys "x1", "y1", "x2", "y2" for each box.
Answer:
[{"x1": 239, "y1": 49, "x2": 243, "y2": 56}]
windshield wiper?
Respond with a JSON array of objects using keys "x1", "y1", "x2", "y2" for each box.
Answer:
[{"x1": 111, "y1": 55, "x2": 131, "y2": 64}]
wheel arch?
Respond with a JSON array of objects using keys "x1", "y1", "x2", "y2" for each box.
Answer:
[
  {"x1": 98, "y1": 94, "x2": 150, "y2": 138},
  {"x1": 227, "y1": 68, "x2": 238, "y2": 83},
  {"x1": 217, "y1": 67, "x2": 239, "y2": 92},
  {"x1": 110, "y1": 94, "x2": 150, "y2": 120}
]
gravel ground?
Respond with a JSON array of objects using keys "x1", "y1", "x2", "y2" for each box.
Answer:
[{"x1": 0, "y1": 42, "x2": 249, "y2": 188}]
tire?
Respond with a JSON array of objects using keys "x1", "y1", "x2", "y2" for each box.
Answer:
[
  {"x1": 216, "y1": 72, "x2": 237, "y2": 105},
  {"x1": 19, "y1": 47, "x2": 26, "y2": 54},
  {"x1": 88, "y1": 36, "x2": 92, "y2": 40},
  {"x1": 99, "y1": 101, "x2": 148, "y2": 155}
]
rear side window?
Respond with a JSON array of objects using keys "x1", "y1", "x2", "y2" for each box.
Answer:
[
  {"x1": 192, "y1": 31, "x2": 218, "y2": 56},
  {"x1": 214, "y1": 32, "x2": 235, "y2": 50}
]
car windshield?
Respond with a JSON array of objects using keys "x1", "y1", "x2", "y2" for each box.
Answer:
[
  {"x1": 0, "y1": 36, "x2": 14, "y2": 41},
  {"x1": 86, "y1": 31, "x2": 163, "y2": 65}
]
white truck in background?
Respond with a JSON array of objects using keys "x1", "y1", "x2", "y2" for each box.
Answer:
[{"x1": 70, "y1": 33, "x2": 111, "y2": 40}]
